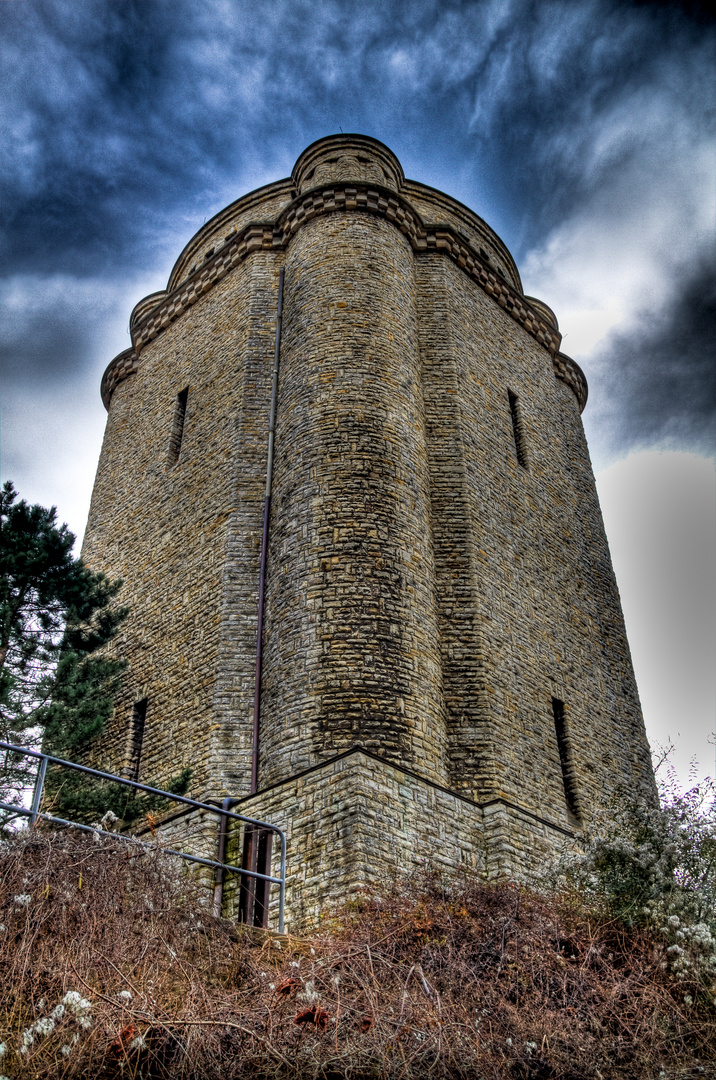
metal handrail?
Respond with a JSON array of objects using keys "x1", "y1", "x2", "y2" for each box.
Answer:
[{"x1": 0, "y1": 741, "x2": 286, "y2": 933}]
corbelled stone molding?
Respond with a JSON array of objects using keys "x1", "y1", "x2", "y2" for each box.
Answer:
[
  {"x1": 129, "y1": 290, "x2": 168, "y2": 334},
  {"x1": 101, "y1": 180, "x2": 586, "y2": 411},
  {"x1": 101, "y1": 347, "x2": 139, "y2": 410},
  {"x1": 523, "y1": 295, "x2": 558, "y2": 330},
  {"x1": 553, "y1": 352, "x2": 588, "y2": 412}
]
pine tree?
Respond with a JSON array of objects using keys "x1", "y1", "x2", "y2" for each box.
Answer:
[{"x1": 0, "y1": 481, "x2": 126, "y2": 825}]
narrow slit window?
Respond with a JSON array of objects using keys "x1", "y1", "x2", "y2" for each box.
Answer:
[
  {"x1": 508, "y1": 389, "x2": 528, "y2": 469},
  {"x1": 125, "y1": 697, "x2": 148, "y2": 782},
  {"x1": 167, "y1": 387, "x2": 189, "y2": 465},
  {"x1": 552, "y1": 697, "x2": 580, "y2": 822}
]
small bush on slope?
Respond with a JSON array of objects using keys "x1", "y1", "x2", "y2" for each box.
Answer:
[
  {"x1": 0, "y1": 830, "x2": 714, "y2": 1079},
  {"x1": 552, "y1": 773, "x2": 716, "y2": 985}
]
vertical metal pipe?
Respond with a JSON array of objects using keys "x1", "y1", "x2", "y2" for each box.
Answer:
[
  {"x1": 29, "y1": 754, "x2": 48, "y2": 827},
  {"x1": 251, "y1": 268, "x2": 285, "y2": 795}
]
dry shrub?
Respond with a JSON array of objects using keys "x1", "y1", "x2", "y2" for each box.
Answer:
[{"x1": 0, "y1": 830, "x2": 715, "y2": 1079}]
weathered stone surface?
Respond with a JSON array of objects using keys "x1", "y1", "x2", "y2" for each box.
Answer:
[
  {"x1": 261, "y1": 212, "x2": 447, "y2": 786},
  {"x1": 81, "y1": 135, "x2": 656, "y2": 928}
]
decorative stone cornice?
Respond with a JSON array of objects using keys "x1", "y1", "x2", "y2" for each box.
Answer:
[
  {"x1": 553, "y1": 351, "x2": 588, "y2": 412},
  {"x1": 129, "y1": 222, "x2": 276, "y2": 360},
  {"x1": 129, "y1": 291, "x2": 168, "y2": 334},
  {"x1": 101, "y1": 348, "x2": 139, "y2": 410},
  {"x1": 101, "y1": 181, "x2": 585, "y2": 410},
  {"x1": 523, "y1": 295, "x2": 558, "y2": 330},
  {"x1": 272, "y1": 184, "x2": 563, "y2": 359}
]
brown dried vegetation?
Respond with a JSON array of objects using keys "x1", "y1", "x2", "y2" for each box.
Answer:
[{"x1": 0, "y1": 831, "x2": 714, "y2": 1078}]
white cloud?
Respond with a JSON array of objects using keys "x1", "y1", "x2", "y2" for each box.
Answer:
[
  {"x1": 2, "y1": 379, "x2": 106, "y2": 550},
  {"x1": 521, "y1": 85, "x2": 714, "y2": 357},
  {"x1": 0, "y1": 269, "x2": 166, "y2": 549},
  {"x1": 596, "y1": 451, "x2": 716, "y2": 785}
]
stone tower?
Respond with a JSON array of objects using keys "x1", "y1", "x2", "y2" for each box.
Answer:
[{"x1": 83, "y1": 135, "x2": 655, "y2": 927}]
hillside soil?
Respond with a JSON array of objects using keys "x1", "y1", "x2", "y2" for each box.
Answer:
[{"x1": 0, "y1": 831, "x2": 714, "y2": 1078}]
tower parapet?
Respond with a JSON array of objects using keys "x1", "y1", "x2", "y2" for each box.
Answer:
[{"x1": 292, "y1": 133, "x2": 405, "y2": 193}]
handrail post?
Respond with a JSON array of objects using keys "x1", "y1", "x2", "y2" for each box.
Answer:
[
  {"x1": 0, "y1": 741, "x2": 287, "y2": 933},
  {"x1": 213, "y1": 796, "x2": 237, "y2": 919},
  {"x1": 278, "y1": 830, "x2": 286, "y2": 934},
  {"x1": 29, "y1": 754, "x2": 48, "y2": 827}
]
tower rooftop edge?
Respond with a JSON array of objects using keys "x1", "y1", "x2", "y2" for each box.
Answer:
[{"x1": 103, "y1": 134, "x2": 585, "y2": 412}]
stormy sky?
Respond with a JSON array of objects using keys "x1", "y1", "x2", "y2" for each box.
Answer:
[{"x1": 1, "y1": 0, "x2": 714, "y2": 781}]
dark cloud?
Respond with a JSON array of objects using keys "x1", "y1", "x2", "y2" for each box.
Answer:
[
  {"x1": 1, "y1": 0, "x2": 218, "y2": 275},
  {"x1": 585, "y1": 252, "x2": 716, "y2": 461},
  {"x1": 0, "y1": 0, "x2": 713, "y2": 478},
  {"x1": 628, "y1": 0, "x2": 715, "y2": 24},
  {"x1": 455, "y1": 1, "x2": 714, "y2": 249},
  {"x1": 2, "y1": 0, "x2": 710, "y2": 273},
  {"x1": 0, "y1": 274, "x2": 131, "y2": 384}
]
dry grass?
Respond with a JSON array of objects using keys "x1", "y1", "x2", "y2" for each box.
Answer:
[{"x1": 0, "y1": 829, "x2": 714, "y2": 1078}]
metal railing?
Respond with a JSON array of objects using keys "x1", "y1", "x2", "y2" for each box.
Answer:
[{"x1": 0, "y1": 741, "x2": 286, "y2": 933}]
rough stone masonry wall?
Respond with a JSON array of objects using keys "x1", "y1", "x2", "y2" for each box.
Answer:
[
  {"x1": 417, "y1": 252, "x2": 495, "y2": 800},
  {"x1": 260, "y1": 211, "x2": 448, "y2": 787},
  {"x1": 82, "y1": 256, "x2": 272, "y2": 798},
  {"x1": 554, "y1": 377, "x2": 656, "y2": 806},
  {"x1": 206, "y1": 253, "x2": 284, "y2": 795},
  {"x1": 220, "y1": 750, "x2": 576, "y2": 931},
  {"x1": 428, "y1": 256, "x2": 655, "y2": 823},
  {"x1": 133, "y1": 750, "x2": 579, "y2": 930}
]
